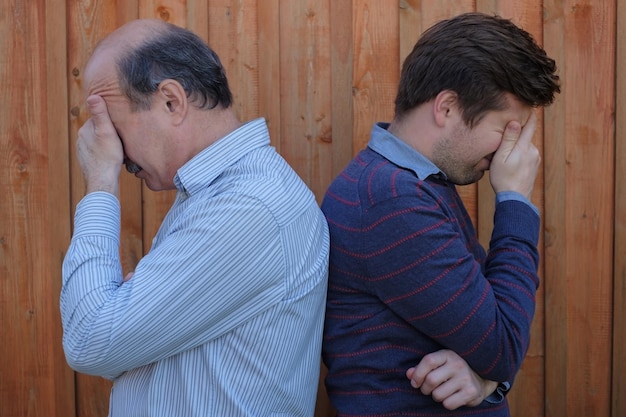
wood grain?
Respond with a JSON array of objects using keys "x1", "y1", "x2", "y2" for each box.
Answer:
[
  {"x1": 351, "y1": 0, "x2": 398, "y2": 153},
  {"x1": 329, "y1": 0, "x2": 354, "y2": 176},
  {"x1": 46, "y1": 0, "x2": 76, "y2": 415},
  {"x1": 208, "y1": 0, "x2": 259, "y2": 123},
  {"x1": 257, "y1": 0, "x2": 282, "y2": 151},
  {"x1": 0, "y1": 1, "x2": 74, "y2": 416},
  {"x1": 0, "y1": 2, "x2": 623, "y2": 417},
  {"x1": 544, "y1": 2, "x2": 615, "y2": 416},
  {"x1": 279, "y1": 0, "x2": 333, "y2": 201},
  {"x1": 614, "y1": 2, "x2": 626, "y2": 415}
]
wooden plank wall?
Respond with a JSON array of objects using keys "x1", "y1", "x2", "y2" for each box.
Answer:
[{"x1": 0, "y1": 0, "x2": 622, "y2": 416}]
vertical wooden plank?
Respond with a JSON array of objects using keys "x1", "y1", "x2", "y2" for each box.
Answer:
[
  {"x1": 45, "y1": 0, "x2": 77, "y2": 414},
  {"x1": 187, "y1": 0, "x2": 209, "y2": 41},
  {"x1": 0, "y1": 0, "x2": 72, "y2": 415},
  {"x1": 351, "y1": 0, "x2": 398, "y2": 153},
  {"x1": 258, "y1": 0, "x2": 282, "y2": 151},
  {"x1": 279, "y1": 0, "x2": 333, "y2": 201},
  {"x1": 116, "y1": 0, "x2": 139, "y2": 26},
  {"x1": 613, "y1": 0, "x2": 626, "y2": 415},
  {"x1": 475, "y1": 3, "x2": 547, "y2": 416},
  {"x1": 542, "y1": 1, "x2": 567, "y2": 414},
  {"x1": 544, "y1": 1, "x2": 615, "y2": 416},
  {"x1": 207, "y1": 0, "x2": 259, "y2": 122},
  {"x1": 400, "y1": 0, "x2": 476, "y2": 61},
  {"x1": 329, "y1": 0, "x2": 353, "y2": 176},
  {"x1": 139, "y1": 0, "x2": 187, "y2": 23},
  {"x1": 313, "y1": 3, "x2": 354, "y2": 414}
]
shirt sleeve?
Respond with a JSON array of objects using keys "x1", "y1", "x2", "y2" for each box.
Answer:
[
  {"x1": 496, "y1": 190, "x2": 539, "y2": 216},
  {"x1": 61, "y1": 191, "x2": 285, "y2": 378},
  {"x1": 484, "y1": 381, "x2": 511, "y2": 404},
  {"x1": 362, "y1": 192, "x2": 540, "y2": 383}
]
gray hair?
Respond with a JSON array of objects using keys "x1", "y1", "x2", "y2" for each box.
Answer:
[{"x1": 117, "y1": 23, "x2": 232, "y2": 111}]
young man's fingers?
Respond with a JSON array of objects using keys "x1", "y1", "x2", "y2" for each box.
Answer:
[{"x1": 515, "y1": 111, "x2": 538, "y2": 148}]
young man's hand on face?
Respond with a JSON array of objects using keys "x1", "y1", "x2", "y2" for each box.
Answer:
[{"x1": 489, "y1": 111, "x2": 540, "y2": 200}]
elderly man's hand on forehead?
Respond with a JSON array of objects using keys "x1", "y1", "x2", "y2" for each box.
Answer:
[{"x1": 76, "y1": 95, "x2": 124, "y2": 196}]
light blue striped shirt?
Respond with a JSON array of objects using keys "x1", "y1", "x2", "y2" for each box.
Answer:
[{"x1": 61, "y1": 118, "x2": 330, "y2": 416}]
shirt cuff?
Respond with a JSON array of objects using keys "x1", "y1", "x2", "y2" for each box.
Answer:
[
  {"x1": 73, "y1": 191, "x2": 121, "y2": 243},
  {"x1": 484, "y1": 381, "x2": 511, "y2": 404},
  {"x1": 496, "y1": 191, "x2": 539, "y2": 216}
]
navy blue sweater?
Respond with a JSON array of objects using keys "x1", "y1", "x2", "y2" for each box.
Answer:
[{"x1": 321, "y1": 147, "x2": 540, "y2": 416}]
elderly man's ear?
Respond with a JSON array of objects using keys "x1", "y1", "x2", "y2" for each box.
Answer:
[{"x1": 157, "y1": 79, "x2": 188, "y2": 125}]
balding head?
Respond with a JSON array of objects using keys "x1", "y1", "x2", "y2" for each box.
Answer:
[
  {"x1": 85, "y1": 19, "x2": 232, "y2": 111},
  {"x1": 83, "y1": 19, "x2": 169, "y2": 101},
  {"x1": 80, "y1": 19, "x2": 241, "y2": 192},
  {"x1": 93, "y1": 19, "x2": 170, "y2": 60}
]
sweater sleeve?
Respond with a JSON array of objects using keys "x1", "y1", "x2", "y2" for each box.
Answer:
[{"x1": 361, "y1": 191, "x2": 540, "y2": 382}]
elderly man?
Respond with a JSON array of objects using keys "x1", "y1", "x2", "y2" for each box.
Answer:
[{"x1": 61, "y1": 19, "x2": 329, "y2": 417}]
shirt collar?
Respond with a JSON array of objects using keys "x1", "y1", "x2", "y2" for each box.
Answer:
[
  {"x1": 174, "y1": 118, "x2": 270, "y2": 196},
  {"x1": 367, "y1": 122, "x2": 444, "y2": 180}
]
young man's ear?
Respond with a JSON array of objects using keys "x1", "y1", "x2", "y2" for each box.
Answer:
[
  {"x1": 433, "y1": 90, "x2": 459, "y2": 127},
  {"x1": 157, "y1": 79, "x2": 187, "y2": 125}
]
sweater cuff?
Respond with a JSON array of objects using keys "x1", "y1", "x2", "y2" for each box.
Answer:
[
  {"x1": 492, "y1": 199, "x2": 540, "y2": 245},
  {"x1": 496, "y1": 191, "x2": 539, "y2": 216}
]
